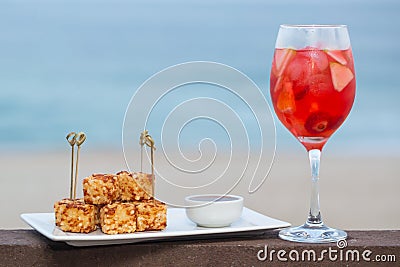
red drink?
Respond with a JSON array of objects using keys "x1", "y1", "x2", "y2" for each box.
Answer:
[{"x1": 270, "y1": 47, "x2": 356, "y2": 150}]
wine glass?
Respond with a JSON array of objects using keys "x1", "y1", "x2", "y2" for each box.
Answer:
[{"x1": 270, "y1": 25, "x2": 356, "y2": 243}]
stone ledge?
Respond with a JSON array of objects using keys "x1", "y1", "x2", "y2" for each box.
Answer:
[{"x1": 0, "y1": 230, "x2": 399, "y2": 266}]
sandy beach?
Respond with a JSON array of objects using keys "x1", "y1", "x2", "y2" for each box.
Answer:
[{"x1": 1, "y1": 148, "x2": 398, "y2": 230}]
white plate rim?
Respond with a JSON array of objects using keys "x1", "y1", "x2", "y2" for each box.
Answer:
[{"x1": 21, "y1": 207, "x2": 290, "y2": 246}]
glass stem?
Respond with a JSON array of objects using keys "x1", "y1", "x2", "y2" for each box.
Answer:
[{"x1": 307, "y1": 149, "x2": 322, "y2": 225}]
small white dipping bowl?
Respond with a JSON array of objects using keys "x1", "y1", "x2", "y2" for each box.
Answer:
[{"x1": 185, "y1": 194, "x2": 244, "y2": 227}]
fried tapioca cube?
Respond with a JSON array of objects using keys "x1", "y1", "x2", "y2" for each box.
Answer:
[
  {"x1": 54, "y1": 198, "x2": 98, "y2": 233},
  {"x1": 83, "y1": 174, "x2": 119, "y2": 205},
  {"x1": 99, "y1": 202, "x2": 136, "y2": 234},
  {"x1": 117, "y1": 171, "x2": 153, "y2": 201},
  {"x1": 135, "y1": 200, "x2": 167, "y2": 232}
]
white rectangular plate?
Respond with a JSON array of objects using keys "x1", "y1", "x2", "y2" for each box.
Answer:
[{"x1": 21, "y1": 207, "x2": 290, "y2": 247}]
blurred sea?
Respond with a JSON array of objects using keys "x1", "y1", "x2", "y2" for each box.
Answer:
[{"x1": 0, "y1": 0, "x2": 399, "y2": 155}]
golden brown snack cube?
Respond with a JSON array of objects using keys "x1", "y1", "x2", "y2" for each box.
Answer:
[
  {"x1": 83, "y1": 174, "x2": 119, "y2": 205},
  {"x1": 135, "y1": 200, "x2": 167, "y2": 232},
  {"x1": 117, "y1": 171, "x2": 153, "y2": 201},
  {"x1": 54, "y1": 198, "x2": 98, "y2": 233},
  {"x1": 100, "y1": 202, "x2": 136, "y2": 234}
]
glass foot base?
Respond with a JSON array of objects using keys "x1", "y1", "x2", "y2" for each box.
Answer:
[{"x1": 279, "y1": 223, "x2": 347, "y2": 243}]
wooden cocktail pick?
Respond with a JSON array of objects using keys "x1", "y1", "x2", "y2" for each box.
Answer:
[
  {"x1": 74, "y1": 132, "x2": 86, "y2": 199},
  {"x1": 139, "y1": 130, "x2": 146, "y2": 173},
  {"x1": 139, "y1": 130, "x2": 156, "y2": 199},
  {"x1": 66, "y1": 131, "x2": 86, "y2": 200},
  {"x1": 66, "y1": 132, "x2": 77, "y2": 199}
]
